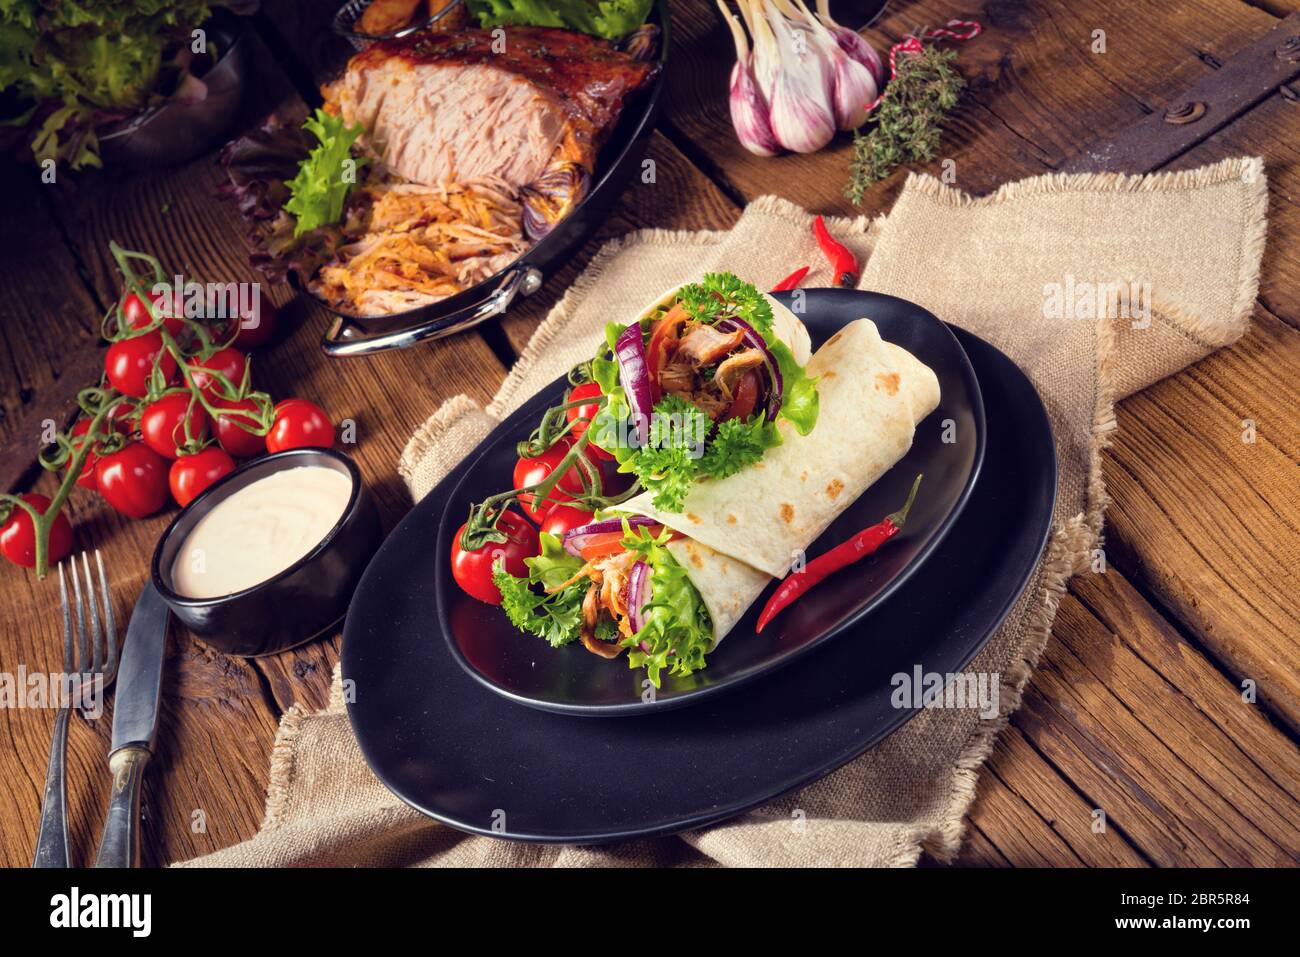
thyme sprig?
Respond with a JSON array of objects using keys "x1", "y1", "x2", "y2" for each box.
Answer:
[{"x1": 845, "y1": 45, "x2": 965, "y2": 204}]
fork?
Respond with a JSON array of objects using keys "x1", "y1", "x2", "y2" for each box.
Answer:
[{"x1": 31, "y1": 551, "x2": 118, "y2": 868}]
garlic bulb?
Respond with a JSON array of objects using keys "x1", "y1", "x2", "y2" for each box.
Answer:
[
  {"x1": 719, "y1": 0, "x2": 876, "y2": 155},
  {"x1": 719, "y1": 0, "x2": 780, "y2": 156}
]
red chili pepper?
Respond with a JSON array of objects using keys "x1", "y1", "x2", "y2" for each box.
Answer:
[
  {"x1": 755, "y1": 474, "x2": 922, "y2": 633},
  {"x1": 812, "y1": 215, "x2": 858, "y2": 288},
  {"x1": 770, "y1": 266, "x2": 810, "y2": 292}
]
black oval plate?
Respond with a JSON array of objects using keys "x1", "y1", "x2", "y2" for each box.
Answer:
[
  {"x1": 340, "y1": 327, "x2": 1054, "y2": 843},
  {"x1": 440, "y1": 291, "x2": 985, "y2": 714}
]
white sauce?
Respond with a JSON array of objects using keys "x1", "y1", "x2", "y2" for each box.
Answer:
[{"x1": 170, "y1": 466, "x2": 353, "y2": 599}]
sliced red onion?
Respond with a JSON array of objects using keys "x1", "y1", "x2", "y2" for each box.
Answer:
[
  {"x1": 615, "y1": 323, "x2": 653, "y2": 446},
  {"x1": 626, "y1": 560, "x2": 651, "y2": 633},
  {"x1": 561, "y1": 515, "x2": 659, "y2": 557},
  {"x1": 715, "y1": 316, "x2": 784, "y2": 421}
]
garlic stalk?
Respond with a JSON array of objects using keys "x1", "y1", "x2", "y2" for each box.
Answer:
[
  {"x1": 779, "y1": 0, "x2": 876, "y2": 130},
  {"x1": 815, "y1": 0, "x2": 885, "y2": 88},
  {"x1": 719, "y1": 0, "x2": 780, "y2": 156},
  {"x1": 740, "y1": 0, "x2": 779, "y2": 106},
  {"x1": 757, "y1": 0, "x2": 835, "y2": 153}
]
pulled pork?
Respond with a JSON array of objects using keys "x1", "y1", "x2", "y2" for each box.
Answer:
[
  {"x1": 550, "y1": 549, "x2": 640, "y2": 658},
  {"x1": 655, "y1": 318, "x2": 765, "y2": 421}
]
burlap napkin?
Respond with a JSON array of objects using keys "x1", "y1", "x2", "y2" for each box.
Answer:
[{"x1": 183, "y1": 156, "x2": 1265, "y2": 867}]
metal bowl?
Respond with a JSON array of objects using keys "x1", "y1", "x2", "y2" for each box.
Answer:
[
  {"x1": 311, "y1": 0, "x2": 671, "y2": 357},
  {"x1": 98, "y1": 9, "x2": 251, "y2": 171}
]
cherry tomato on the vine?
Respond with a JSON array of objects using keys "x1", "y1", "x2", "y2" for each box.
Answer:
[
  {"x1": 105, "y1": 331, "x2": 176, "y2": 398},
  {"x1": 0, "y1": 494, "x2": 73, "y2": 568},
  {"x1": 208, "y1": 291, "x2": 279, "y2": 350},
  {"x1": 140, "y1": 393, "x2": 210, "y2": 460},
  {"x1": 211, "y1": 397, "x2": 267, "y2": 458},
  {"x1": 266, "y1": 399, "x2": 334, "y2": 453},
  {"x1": 538, "y1": 503, "x2": 595, "y2": 541},
  {"x1": 67, "y1": 419, "x2": 102, "y2": 489},
  {"x1": 122, "y1": 290, "x2": 184, "y2": 337},
  {"x1": 95, "y1": 442, "x2": 170, "y2": 519},
  {"x1": 169, "y1": 448, "x2": 237, "y2": 508},
  {"x1": 564, "y1": 382, "x2": 613, "y2": 461},
  {"x1": 191, "y1": 347, "x2": 248, "y2": 400},
  {"x1": 66, "y1": 403, "x2": 138, "y2": 488},
  {"x1": 513, "y1": 438, "x2": 590, "y2": 522},
  {"x1": 450, "y1": 510, "x2": 540, "y2": 605}
]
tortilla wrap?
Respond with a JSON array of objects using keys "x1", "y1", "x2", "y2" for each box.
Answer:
[{"x1": 620, "y1": 317, "x2": 941, "y2": 644}]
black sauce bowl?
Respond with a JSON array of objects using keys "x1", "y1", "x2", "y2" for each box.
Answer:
[{"x1": 151, "y1": 448, "x2": 381, "y2": 656}]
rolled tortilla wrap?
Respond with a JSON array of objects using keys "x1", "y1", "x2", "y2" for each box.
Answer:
[{"x1": 621, "y1": 318, "x2": 941, "y2": 645}]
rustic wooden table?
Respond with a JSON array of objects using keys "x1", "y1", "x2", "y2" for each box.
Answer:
[{"x1": 2, "y1": 0, "x2": 1297, "y2": 868}]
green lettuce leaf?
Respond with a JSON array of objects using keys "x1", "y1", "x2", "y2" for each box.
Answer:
[
  {"x1": 284, "y1": 108, "x2": 366, "y2": 237},
  {"x1": 769, "y1": 338, "x2": 819, "y2": 435},
  {"x1": 525, "y1": 532, "x2": 584, "y2": 589},
  {"x1": 622, "y1": 526, "x2": 714, "y2": 687},
  {"x1": 466, "y1": 0, "x2": 652, "y2": 40},
  {"x1": 493, "y1": 534, "x2": 587, "y2": 649}
]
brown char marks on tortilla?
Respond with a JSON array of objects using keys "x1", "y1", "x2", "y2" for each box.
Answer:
[
  {"x1": 875, "y1": 371, "x2": 900, "y2": 395},
  {"x1": 825, "y1": 331, "x2": 844, "y2": 348},
  {"x1": 687, "y1": 512, "x2": 702, "y2": 524},
  {"x1": 726, "y1": 514, "x2": 738, "y2": 524},
  {"x1": 779, "y1": 503, "x2": 795, "y2": 523},
  {"x1": 826, "y1": 478, "x2": 844, "y2": 500}
]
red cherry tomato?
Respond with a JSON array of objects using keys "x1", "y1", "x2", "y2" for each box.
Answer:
[
  {"x1": 191, "y1": 347, "x2": 247, "y2": 400},
  {"x1": 67, "y1": 420, "x2": 103, "y2": 490},
  {"x1": 67, "y1": 404, "x2": 138, "y2": 487},
  {"x1": 513, "y1": 439, "x2": 589, "y2": 522},
  {"x1": 105, "y1": 331, "x2": 176, "y2": 398},
  {"x1": 266, "y1": 399, "x2": 334, "y2": 453},
  {"x1": 140, "y1": 393, "x2": 210, "y2": 460},
  {"x1": 538, "y1": 504, "x2": 595, "y2": 541},
  {"x1": 95, "y1": 442, "x2": 170, "y2": 518},
  {"x1": 169, "y1": 448, "x2": 237, "y2": 508},
  {"x1": 721, "y1": 369, "x2": 761, "y2": 422},
  {"x1": 122, "y1": 289, "x2": 184, "y2": 337},
  {"x1": 564, "y1": 382, "x2": 613, "y2": 461},
  {"x1": 212, "y1": 398, "x2": 267, "y2": 458},
  {"x1": 0, "y1": 494, "x2": 73, "y2": 568},
  {"x1": 450, "y1": 511, "x2": 540, "y2": 605},
  {"x1": 208, "y1": 290, "x2": 280, "y2": 350}
]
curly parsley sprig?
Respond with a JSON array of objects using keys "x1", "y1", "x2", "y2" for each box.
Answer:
[{"x1": 676, "y1": 273, "x2": 775, "y2": 337}]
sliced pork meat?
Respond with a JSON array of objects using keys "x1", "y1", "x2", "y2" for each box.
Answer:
[
  {"x1": 713, "y1": 348, "x2": 765, "y2": 397},
  {"x1": 676, "y1": 324, "x2": 746, "y2": 365},
  {"x1": 323, "y1": 27, "x2": 658, "y2": 236}
]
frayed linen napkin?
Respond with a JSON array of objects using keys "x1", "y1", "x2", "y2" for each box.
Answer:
[{"x1": 183, "y1": 157, "x2": 1265, "y2": 867}]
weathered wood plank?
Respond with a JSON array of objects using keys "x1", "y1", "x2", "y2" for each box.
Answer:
[
  {"x1": 1013, "y1": 574, "x2": 1299, "y2": 865},
  {"x1": 969, "y1": 727, "x2": 1150, "y2": 866},
  {"x1": 1103, "y1": 306, "x2": 1300, "y2": 732},
  {"x1": 0, "y1": 175, "x2": 107, "y2": 492}
]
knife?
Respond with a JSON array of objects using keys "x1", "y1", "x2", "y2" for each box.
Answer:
[{"x1": 94, "y1": 581, "x2": 168, "y2": 868}]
